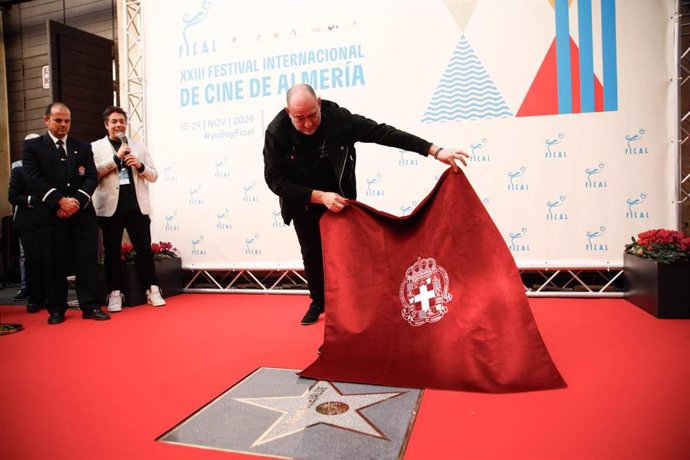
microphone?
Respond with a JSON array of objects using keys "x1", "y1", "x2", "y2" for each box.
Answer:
[{"x1": 117, "y1": 132, "x2": 128, "y2": 144}]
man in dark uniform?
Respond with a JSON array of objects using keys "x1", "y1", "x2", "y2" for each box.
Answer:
[
  {"x1": 22, "y1": 102, "x2": 110, "y2": 324},
  {"x1": 263, "y1": 84, "x2": 468, "y2": 325}
]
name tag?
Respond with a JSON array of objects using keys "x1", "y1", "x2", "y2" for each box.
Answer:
[{"x1": 118, "y1": 167, "x2": 130, "y2": 185}]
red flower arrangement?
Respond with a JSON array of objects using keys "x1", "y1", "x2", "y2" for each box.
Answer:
[
  {"x1": 121, "y1": 241, "x2": 180, "y2": 265},
  {"x1": 625, "y1": 228, "x2": 690, "y2": 264}
]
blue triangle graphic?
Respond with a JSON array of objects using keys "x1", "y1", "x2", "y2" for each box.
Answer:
[{"x1": 422, "y1": 34, "x2": 513, "y2": 123}]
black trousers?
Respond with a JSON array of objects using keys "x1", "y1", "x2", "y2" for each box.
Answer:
[
  {"x1": 99, "y1": 210, "x2": 157, "y2": 293},
  {"x1": 291, "y1": 205, "x2": 327, "y2": 308},
  {"x1": 44, "y1": 210, "x2": 100, "y2": 313},
  {"x1": 18, "y1": 227, "x2": 50, "y2": 306}
]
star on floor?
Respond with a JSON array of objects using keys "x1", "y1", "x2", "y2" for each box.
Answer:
[{"x1": 235, "y1": 380, "x2": 404, "y2": 447}]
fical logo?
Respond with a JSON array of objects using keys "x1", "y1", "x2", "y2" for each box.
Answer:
[
  {"x1": 624, "y1": 129, "x2": 648, "y2": 155},
  {"x1": 507, "y1": 166, "x2": 529, "y2": 191},
  {"x1": 585, "y1": 163, "x2": 608, "y2": 188},
  {"x1": 191, "y1": 235, "x2": 207, "y2": 256},
  {"x1": 585, "y1": 226, "x2": 608, "y2": 251},
  {"x1": 546, "y1": 195, "x2": 568, "y2": 221},
  {"x1": 508, "y1": 227, "x2": 530, "y2": 252},
  {"x1": 189, "y1": 185, "x2": 205, "y2": 205},
  {"x1": 625, "y1": 193, "x2": 649, "y2": 220},
  {"x1": 162, "y1": 163, "x2": 178, "y2": 182},
  {"x1": 214, "y1": 158, "x2": 231, "y2": 179},
  {"x1": 545, "y1": 133, "x2": 567, "y2": 159},
  {"x1": 469, "y1": 138, "x2": 491, "y2": 162},
  {"x1": 245, "y1": 234, "x2": 262, "y2": 255},
  {"x1": 179, "y1": 0, "x2": 217, "y2": 58},
  {"x1": 365, "y1": 173, "x2": 385, "y2": 197},
  {"x1": 216, "y1": 209, "x2": 232, "y2": 230},
  {"x1": 398, "y1": 149, "x2": 420, "y2": 167},
  {"x1": 164, "y1": 212, "x2": 180, "y2": 231},
  {"x1": 400, "y1": 201, "x2": 418, "y2": 217},
  {"x1": 399, "y1": 257, "x2": 452, "y2": 327},
  {"x1": 272, "y1": 210, "x2": 288, "y2": 228},
  {"x1": 243, "y1": 182, "x2": 260, "y2": 203}
]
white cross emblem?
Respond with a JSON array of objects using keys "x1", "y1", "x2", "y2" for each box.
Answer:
[
  {"x1": 400, "y1": 258, "x2": 452, "y2": 327},
  {"x1": 411, "y1": 279, "x2": 435, "y2": 312}
]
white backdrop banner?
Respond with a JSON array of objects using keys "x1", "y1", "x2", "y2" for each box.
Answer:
[{"x1": 139, "y1": 0, "x2": 677, "y2": 270}]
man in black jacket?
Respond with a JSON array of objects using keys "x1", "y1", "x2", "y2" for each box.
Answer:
[
  {"x1": 22, "y1": 102, "x2": 110, "y2": 324},
  {"x1": 263, "y1": 83, "x2": 468, "y2": 325},
  {"x1": 8, "y1": 158, "x2": 50, "y2": 313}
]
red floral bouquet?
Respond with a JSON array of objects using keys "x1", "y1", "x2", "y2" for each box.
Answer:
[
  {"x1": 625, "y1": 229, "x2": 690, "y2": 264},
  {"x1": 121, "y1": 241, "x2": 180, "y2": 265}
]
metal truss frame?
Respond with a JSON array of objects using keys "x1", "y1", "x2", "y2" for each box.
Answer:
[
  {"x1": 183, "y1": 269, "x2": 309, "y2": 294},
  {"x1": 678, "y1": 1, "x2": 690, "y2": 227},
  {"x1": 181, "y1": 267, "x2": 625, "y2": 297},
  {"x1": 518, "y1": 267, "x2": 624, "y2": 297},
  {"x1": 121, "y1": 0, "x2": 146, "y2": 143}
]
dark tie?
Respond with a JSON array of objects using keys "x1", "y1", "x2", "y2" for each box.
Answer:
[{"x1": 56, "y1": 139, "x2": 67, "y2": 161}]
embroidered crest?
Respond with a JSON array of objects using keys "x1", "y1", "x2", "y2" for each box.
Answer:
[
  {"x1": 78, "y1": 166, "x2": 86, "y2": 176},
  {"x1": 399, "y1": 257, "x2": 452, "y2": 327}
]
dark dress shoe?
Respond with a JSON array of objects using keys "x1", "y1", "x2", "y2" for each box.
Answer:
[
  {"x1": 300, "y1": 303, "x2": 324, "y2": 325},
  {"x1": 82, "y1": 308, "x2": 111, "y2": 321},
  {"x1": 12, "y1": 289, "x2": 28, "y2": 302},
  {"x1": 27, "y1": 303, "x2": 41, "y2": 313},
  {"x1": 48, "y1": 312, "x2": 65, "y2": 325}
]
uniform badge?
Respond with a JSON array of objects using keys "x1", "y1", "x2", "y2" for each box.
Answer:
[
  {"x1": 399, "y1": 257, "x2": 452, "y2": 327},
  {"x1": 78, "y1": 166, "x2": 86, "y2": 176}
]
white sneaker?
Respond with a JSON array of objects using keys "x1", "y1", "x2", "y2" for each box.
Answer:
[
  {"x1": 146, "y1": 285, "x2": 166, "y2": 307},
  {"x1": 107, "y1": 290, "x2": 123, "y2": 312}
]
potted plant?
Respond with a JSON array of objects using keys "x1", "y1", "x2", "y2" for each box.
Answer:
[
  {"x1": 120, "y1": 241, "x2": 183, "y2": 306},
  {"x1": 624, "y1": 228, "x2": 690, "y2": 318}
]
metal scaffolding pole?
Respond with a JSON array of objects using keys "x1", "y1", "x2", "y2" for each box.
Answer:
[
  {"x1": 121, "y1": 0, "x2": 146, "y2": 143},
  {"x1": 679, "y1": 1, "x2": 690, "y2": 232}
]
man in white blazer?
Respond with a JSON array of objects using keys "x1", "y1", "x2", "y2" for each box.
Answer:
[{"x1": 92, "y1": 106, "x2": 165, "y2": 311}]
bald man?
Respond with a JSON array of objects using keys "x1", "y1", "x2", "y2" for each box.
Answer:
[
  {"x1": 22, "y1": 102, "x2": 110, "y2": 324},
  {"x1": 263, "y1": 84, "x2": 468, "y2": 325}
]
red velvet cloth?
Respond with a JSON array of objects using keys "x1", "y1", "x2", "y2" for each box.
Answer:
[{"x1": 300, "y1": 169, "x2": 566, "y2": 392}]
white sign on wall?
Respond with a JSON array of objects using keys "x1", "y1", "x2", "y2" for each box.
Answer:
[
  {"x1": 42, "y1": 65, "x2": 50, "y2": 89},
  {"x1": 139, "y1": 0, "x2": 677, "y2": 270}
]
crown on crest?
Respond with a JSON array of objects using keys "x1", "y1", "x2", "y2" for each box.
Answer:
[{"x1": 406, "y1": 257, "x2": 436, "y2": 283}]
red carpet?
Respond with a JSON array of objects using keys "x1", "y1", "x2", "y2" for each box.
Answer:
[{"x1": 1, "y1": 295, "x2": 690, "y2": 459}]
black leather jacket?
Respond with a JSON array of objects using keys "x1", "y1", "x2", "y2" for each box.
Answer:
[{"x1": 263, "y1": 100, "x2": 432, "y2": 224}]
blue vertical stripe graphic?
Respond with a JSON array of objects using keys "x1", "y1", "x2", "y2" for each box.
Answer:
[
  {"x1": 601, "y1": 0, "x2": 618, "y2": 111},
  {"x1": 578, "y1": 0, "x2": 595, "y2": 112},
  {"x1": 555, "y1": 0, "x2": 572, "y2": 114}
]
